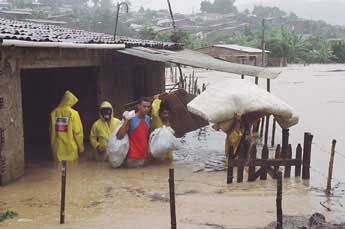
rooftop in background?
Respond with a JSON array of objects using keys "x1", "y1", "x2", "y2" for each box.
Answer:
[
  {"x1": 25, "y1": 19, "x2": 68, "y2": 25},
  {"x1": 213, "y1": 44, "x2": 270, "y2": 53},
  {"x1": 0, "y1": 18, "x2": 183, "y2": 50}
]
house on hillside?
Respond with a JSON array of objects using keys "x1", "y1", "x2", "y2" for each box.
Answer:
[
  {"x1": 0, "y1": 18, "x2": 280, "y2": 185},
  {"x1": 197, "y1": 44, "x2": 270, "y2": 66}
]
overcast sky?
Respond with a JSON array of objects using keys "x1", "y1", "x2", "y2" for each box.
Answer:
[{"x1": 128, "y1": 0, "x2": 345, "y2": 25}]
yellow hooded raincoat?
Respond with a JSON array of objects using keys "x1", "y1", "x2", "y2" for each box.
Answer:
[
  {"x1": 50, "y1": 91, "x2": 84, "y2": 161},
  {"x1": 90, "y1": 101, "x2": 121, "y2": 161},
  {"x1": 151, "y1": 98, "x2": 173, "y2": 161}
]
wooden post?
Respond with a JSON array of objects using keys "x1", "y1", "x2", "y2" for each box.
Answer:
[
  {"x1": 60, "y1": 160, "x2": 67, "y2": 224},
  {"x1": 276, "y1": 171, "x2": 283, "y2": 229},
  {"x1": 260, "y1": 117, "x2": 265, "y2": 138},
  {"x1": 237, "y1": 144, "x2": 245, "y2": 183},
  {"x1": 281, "y1": 129, "x2": 289, "y2": 158},
  {"x1": 267, "y1": 79, "x2": 271, "y2": 92},
  {"x1": 260, "y1": 145, "x2": 269, "y2": 180},
  {"x1": 271, "y1": 119, "x2": 276, "y2": 147},
  {"x1": 264, "y1": 115, "x2": 270, "y2": 146},
  {"x1": 255, "y1": 77, "x2": 259, "y2": 85},
  {"x1": 227, "y1": 146, "x2": 234, "y2": 184},
  {"x1": 241, "y1": 74, "x2": 244, "y2": 79},
  {"x1": 284, "y1": 144, "x2": 292, "y2": 178},
  {"x1": 169, "y1": 168, "x2": 177, "y2": 229},
  {"x1": 177, "y1": 64, "x2": 184, "y2": 89},
  {"x1": 248, "y1": 145, "x2": 257, "y2": 182},
  {"x1": 302, "y1": 133, "x2": 313, "y2": 180},
  {"x1": 295, "y1": 144, "x2": 302, "y2": 177},
  {"x1": 273, "y1": 144, "x2": 281, "y2": 179},
  {"x1": 326, "y1": 140, "x2": 337, "y2": 195}
]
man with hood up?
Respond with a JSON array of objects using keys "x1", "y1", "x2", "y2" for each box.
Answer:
[
  {"x1": 90, "y1": 101, "x2": 121, "y2": 162},
  {"x1": 50, "y1": 91, "x2": 84, "y2": 162}
]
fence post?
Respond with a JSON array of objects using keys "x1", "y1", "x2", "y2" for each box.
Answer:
[
  {"x1": 326, "y1": 140, "x2": 337, "y2": 195},
  {"x1": 273, "y1": 144, "x2": 281, "y2": 179},
  {"x1": 295, "y1": 144, "x2": 302, "y2": 177},
  {"x1": 260, "y1": 117, "x2": 265, "y2": 138},
  {"x1": 248, "y1": 144, "x2": 257, "y2": 182},
  {"x1": 260, "y1": 145, "x2": 269, "y2": 180},
  {"x1": 60, "y1": 160, "x2": 67, "y2": 224},
  {"x1": 276, "y1": 171, "x2": 283, "y2": 229},
  {"x1": 271, "y1": 119, "x2": 276, "y2": 147},
  {"x1": 302, "y1": 133, "x2": 313, "y2": 180},
  {"x1": 264, "y1": 115, "x2": 270, "y2": 146},
  {"x1": 284, "y1": 144, "x2": 292, "y2": 178},
  {"x1": 281, "y1": 129, "x2": 289, "y2": 158},
  {"x1": 169, "y1": 168, "x2": 177, "y2": 229},
  {"x1": 241, "y1": 74, "x2": 244, "y2": 79},
  {"x1": 227, "y1": 146, "x2": 234, "y2": 184}
]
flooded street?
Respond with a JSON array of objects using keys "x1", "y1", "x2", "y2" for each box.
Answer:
[{"x1": 1, "y1": 64, "x2": 345, "y2": 228}]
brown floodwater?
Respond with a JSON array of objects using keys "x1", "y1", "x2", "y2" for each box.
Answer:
[{"x1": 1, "y1": 64, "x2": 345, "y2": 228}]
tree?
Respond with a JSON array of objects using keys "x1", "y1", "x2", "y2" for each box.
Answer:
[
  {"x1": 200, "y1": 0, "x2": 237, "y2": 14},
  {"x1": 332, "y1": 41, "x2": 345, "y2": 63},
  {"x1": 200, "y1": 0, "x2": 213, "y2": 13},
  {"x1": 252, "y1": 5, "x2": 286, "y2": 18},
  {"x1": 139, "y1": 26, "x2": 157, "y2": 40}
]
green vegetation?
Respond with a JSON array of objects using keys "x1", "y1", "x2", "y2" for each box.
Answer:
[{"x1": 0, "y1": 210, "x2": 18, "y2": 223}]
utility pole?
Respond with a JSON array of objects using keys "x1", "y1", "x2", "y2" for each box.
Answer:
[
  {"x1": 114, "y1": 2, "x2": 129, "y2": 40},
  {"x1": 166, "y1": 0, "x2": 177, "y2": 42},
  {"x1": 261, "y1": 18, "x2": 266, "y2": 67}
]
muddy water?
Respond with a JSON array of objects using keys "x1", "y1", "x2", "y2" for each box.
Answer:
[{"x1": 1, "y1": 64, "x2": 345, "y2": 228}]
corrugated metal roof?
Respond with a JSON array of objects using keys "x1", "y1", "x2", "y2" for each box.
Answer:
[
  {"x1": 213, "y1": 44, "x2": 270, "y2": 53},
  {"x1": 0, "y1": 18, "x2": 182, "y2": 50},
  {"x1": 117, "y1": 47, "x2": 280, "y2": 79}
]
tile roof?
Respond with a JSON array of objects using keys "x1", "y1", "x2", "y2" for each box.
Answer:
[{"x1": 0, "y1": 17, "x2": 182, "y2": 50}]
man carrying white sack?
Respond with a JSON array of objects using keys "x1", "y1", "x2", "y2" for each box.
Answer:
[{"x1": 150, "y1": 94, "x2": 173, "y2": 161}]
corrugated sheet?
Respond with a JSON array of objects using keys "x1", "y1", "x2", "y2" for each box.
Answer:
[
  {"x1": 0, "y1": 18, "x2": 182, "y2": 50},
  {"x1": 118, "y1": 47, "x2": 281, "y2": 79},
  {"x1": 213, "y1": 44, "x2": 270, "y2": 53}
]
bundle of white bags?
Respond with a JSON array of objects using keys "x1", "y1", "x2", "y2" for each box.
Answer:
[
  {"x1": 107, "y1": 121, "x2": 181, "y2": 167},
  {"x1": 187, "y1": 79, "x2": 299, "y2": 129}
]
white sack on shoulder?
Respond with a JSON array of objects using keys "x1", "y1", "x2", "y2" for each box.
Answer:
[
  {"x1": 149, "y1": 126, "x2": 181, "y2": 159},
  {"x1": 107, "y1": 120, "x2": 129, "y2": 168},
  {"x1": 187, "y1": 79, "x2": 299, "y2": 129}
]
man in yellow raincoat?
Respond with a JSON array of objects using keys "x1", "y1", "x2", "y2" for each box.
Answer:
[
  {"x1": 151, "y1": 95, "x2": 173, "y2": 161},
  {"x1": 50, "y1": 91, "x2": 84, "y2": 161},
  {"x1": 90, "y1": 101, "x2": 120, "y2": 162}
]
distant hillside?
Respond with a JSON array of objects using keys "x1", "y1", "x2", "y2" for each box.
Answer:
[{"x1": 237, "y1": 0, "x2": 345, "y2": 25}]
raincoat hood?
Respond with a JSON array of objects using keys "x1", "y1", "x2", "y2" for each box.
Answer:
[
  {"x1": 59, "y1": 91, "x2": 79, "y2": 107},
  {"x1": 99, "y1": 101, "x2": 114, "y2": 120}
]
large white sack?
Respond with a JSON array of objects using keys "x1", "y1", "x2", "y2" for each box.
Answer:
[
  {"x1": 149, "y1": 126, "x2": 181, "y2": 159},
  {"x1": 107, "y1": 121, "x2": 129, "y2": 168},
  {"x1": 187, "y1": 79, "x2": 299, "y2": 129}
]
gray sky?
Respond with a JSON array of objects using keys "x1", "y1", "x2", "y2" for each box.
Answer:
[{"x1": 128, "y1": 0, "x2": 345, "y2": 25}]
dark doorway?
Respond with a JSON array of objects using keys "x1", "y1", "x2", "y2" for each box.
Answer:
[
  {"x1": 132, "y1": 64, "x2": 148, "y2": 101},
  {"x1": 21, "y1": 67, "x2": 98, "y2": 162}
]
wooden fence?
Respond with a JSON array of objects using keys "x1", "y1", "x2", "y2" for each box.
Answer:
[{"x1": 227, "y1": 128, "x2": 314, "y2": 184}]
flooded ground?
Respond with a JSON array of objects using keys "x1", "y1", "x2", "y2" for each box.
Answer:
[{"x1": 1, "y1": 64, "x2": 345, "y2": 228}]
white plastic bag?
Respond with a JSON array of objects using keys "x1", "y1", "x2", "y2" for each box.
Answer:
[
  {"x1": 149, "y1": 126, "x2": 181, "y2": 159},
  {"x1": 107, "y1": 121, "x2": 129, "y2": 168}
]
